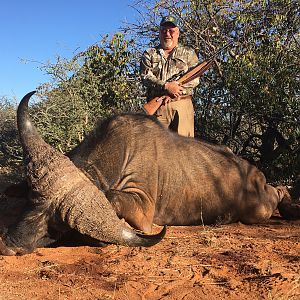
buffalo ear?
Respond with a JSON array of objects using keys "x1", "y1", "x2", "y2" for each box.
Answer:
[{"x1": 4, "y1": 181, "x2": 29, "y2": 198}]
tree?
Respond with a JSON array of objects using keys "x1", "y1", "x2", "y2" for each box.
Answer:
[
  {"x1": 0, "y1": 33, "x2": 145, "y2": 167},
  {"x1": 1, "y1": 0, "x2": 298, "y2": 185},
  {"x1": 0, "y1": 96, "x2": 23, "y2": 178},
  {"x1": 123, "y1": 0, "x2": 300, "y2": 182},
  {"x1": 32, "y1": 33, "x2": 143, "y2": 152}
]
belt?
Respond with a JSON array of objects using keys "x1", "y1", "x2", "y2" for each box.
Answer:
[{"x1": 171, "y1": 95, "x2": 192, "y2": 102}]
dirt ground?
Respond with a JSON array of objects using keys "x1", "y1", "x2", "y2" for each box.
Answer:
[{"x1": 0, "y1": 170, "x2": 299, "y2": 300}]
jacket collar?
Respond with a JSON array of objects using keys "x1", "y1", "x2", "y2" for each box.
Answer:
[{"x1": 158, "y1": 44, "x2": 180, "y2": 59}]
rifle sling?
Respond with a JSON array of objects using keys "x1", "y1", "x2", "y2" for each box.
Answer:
[
  {"x1": 179, "y1": 60, "x2": 214, "y2": 85},
  {"x1": 177, "y1": 60, "x2": 209, "y2": 84}
]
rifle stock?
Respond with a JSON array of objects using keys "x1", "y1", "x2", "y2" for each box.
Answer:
[{"x1": 143, "y1": 96, "x2": 163, "y2": 115}]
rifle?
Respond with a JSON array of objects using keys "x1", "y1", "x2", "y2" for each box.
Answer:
[{"x1": 143, "y1": 42, "x2": 233, "y2": 115}]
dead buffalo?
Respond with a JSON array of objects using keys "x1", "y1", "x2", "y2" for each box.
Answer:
[
  {"x1": 67, "y1": 105, "x2": 299, "y2": 233},
  {"x1": 0, "y1": 92, "x2": 166, "y2": 256}
]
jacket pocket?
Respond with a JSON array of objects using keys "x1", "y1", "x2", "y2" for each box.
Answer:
[{"x1": 174, "y1": 57, "x2": 188, "y2": 71}]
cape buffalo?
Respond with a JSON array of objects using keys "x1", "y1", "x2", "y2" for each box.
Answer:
[
  {"x1": 1, "y1": 91, "x2": 299, "y2": 254},
  {"x1": 0, "y1": 92, "x2": 166, "y2": 255},
  {"x1": 67, "y1": 104, "x2": 299, "y2": 233}
]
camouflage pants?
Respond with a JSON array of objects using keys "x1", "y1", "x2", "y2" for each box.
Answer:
[{"x1": 156, "y1": 97, "x2": 194, "y2": 138}]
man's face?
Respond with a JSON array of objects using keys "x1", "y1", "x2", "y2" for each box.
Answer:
[{"x1": 159, "y1": 24, "x2": 179, "y2": 50}]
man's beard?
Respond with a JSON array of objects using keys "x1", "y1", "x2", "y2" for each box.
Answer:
[{"x1": 161, "y1": 39, "x2": 173, "y2": 49}]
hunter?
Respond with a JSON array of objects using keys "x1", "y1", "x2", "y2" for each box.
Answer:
[{"x1": 140, "y1": 15, "x2": 200, "y2": 137}]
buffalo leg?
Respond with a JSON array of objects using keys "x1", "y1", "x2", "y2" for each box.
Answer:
[
  {"x1": 278, "y1": 186, "x2": 300, "y2": 220},
  {"x1": 106, "y1": 189, "x2": 155, "y2": 233},
  {"x1": 241, "y1": 185, "x2": 289, "y2": 224}
]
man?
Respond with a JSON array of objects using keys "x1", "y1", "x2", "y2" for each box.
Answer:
[{"x1": 140, "y1": 16, "x2": 200, "y2": 137}]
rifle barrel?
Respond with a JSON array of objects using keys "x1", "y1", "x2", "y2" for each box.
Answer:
[{"x1": 205, "y1": 40, "x2": 234, "y2": 62}]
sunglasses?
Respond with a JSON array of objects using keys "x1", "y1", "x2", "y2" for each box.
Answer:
[{"x1": 160, "y1": 28, "x2": 178, "y2": 35}]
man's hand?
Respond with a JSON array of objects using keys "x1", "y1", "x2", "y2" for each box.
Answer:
[
  {"x1": 164, "y1": 81, "x2": 183, "y2": 98},
  {"x1": 156, "y1": 95, "x2": 172, "y2": 104}
]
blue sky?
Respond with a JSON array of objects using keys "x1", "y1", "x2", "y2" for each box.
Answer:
[{"x1": 0, "y1": 0, "x2": 138, "y2": 101}]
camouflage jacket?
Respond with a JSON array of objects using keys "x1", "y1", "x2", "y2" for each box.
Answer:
[{"x1": 140, "y1": 44, "x2": 200, "y2": 100}]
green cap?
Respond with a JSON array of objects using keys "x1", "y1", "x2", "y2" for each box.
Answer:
[{"x1": 160, "y1": 16, "x2": 178, "y2": 27}]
